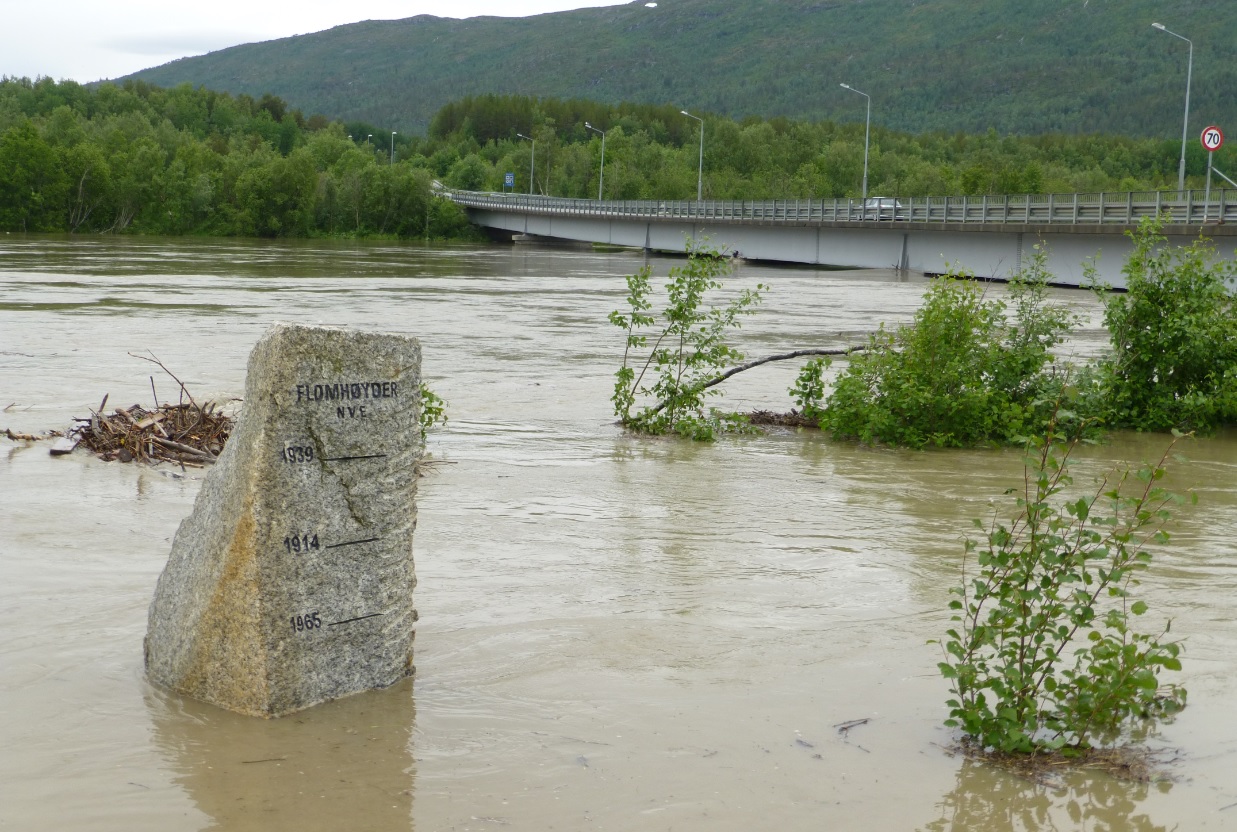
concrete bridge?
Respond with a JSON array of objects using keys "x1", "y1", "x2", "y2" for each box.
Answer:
[{"x1": 446, "y1": 189, "x2": 1237, "y2": 288}]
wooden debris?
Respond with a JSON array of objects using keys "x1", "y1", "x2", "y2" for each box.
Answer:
[
  {"x1": 948, "y1": 737, "x2": 1180, "y2": 784},
  {"x1": 49, "y1": 437, "x2": 79, "y2": 455},
  {"x1": 59, "y1": 353, "x2": 236, "y2": 466},
  {"x1": 10, "y1": 355, "x2": 235, "y2": 466},
  {"x1": 5, "y1": 428, "x2": 50, "y2": 442},
  {"x1": 747, "y1": 410, "x2": 820, "y2": 428},
  {"x1": 71, "y1": 399, "x2": 232, "y2": 466}
]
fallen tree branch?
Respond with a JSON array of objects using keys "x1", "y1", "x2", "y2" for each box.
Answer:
[
  {"x1": 128, "y1": 351, "x2": 196, "y2": 408},
  {"x1": 4, "y1": 428, "x2": 62, "y2": 442},
  {"x1": 641, "y1": 345, "x2": 867, "y2": 418},
  {"x1": 151, "y1": 435, "x2": 217, "y2": 461}
]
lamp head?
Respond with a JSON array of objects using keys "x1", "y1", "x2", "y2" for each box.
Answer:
[
  {"x1": 585, "y1": 122, "x2": 592, "y2": 129},
  {"x1": 840, "y1": 83, "x2": 851, "y2": 89},
  {"x1": 680, "y1": 110, "x2": 689, "y2": 116},
  {"x1": 1152, "y1": 22, "x2": 1165, "y2": 30}
]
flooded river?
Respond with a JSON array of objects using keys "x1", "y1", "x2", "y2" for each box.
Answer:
[{"x1": 1, "y1": 236, "x2": 1235, "y2": 831}]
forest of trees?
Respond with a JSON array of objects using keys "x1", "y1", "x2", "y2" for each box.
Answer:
[
  {"x1": 0, "y1": 79, "x2": 1233, "y2": 239},
  {"x1": 0, "y1": 77, "x2": 475, "y2": 238},
  {"x1": 429, "y1": 94, "x2": 1235, "y2": 201}
]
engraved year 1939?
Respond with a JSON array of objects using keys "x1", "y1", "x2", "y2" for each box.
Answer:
[{"x1": 281, "y1": 445, "x2": 315, "y2": 463}]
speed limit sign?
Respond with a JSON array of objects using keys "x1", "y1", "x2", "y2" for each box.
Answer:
[{"x1": 1201, "y1": 126, "x2": 1224, "y2": 152}]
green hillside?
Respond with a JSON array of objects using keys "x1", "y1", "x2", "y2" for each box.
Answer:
[{"x1": 121, "y1": 0, "x2": 1236, "y2": 138}]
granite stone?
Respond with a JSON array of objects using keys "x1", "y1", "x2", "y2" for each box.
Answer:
[{"x1": 145, "y1": 324, "x2": 422, "y2": 717}]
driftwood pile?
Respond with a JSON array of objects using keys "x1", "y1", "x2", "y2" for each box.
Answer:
[
  {"x1": 0, "y1": 353, "x2": 237, "y2": 466},
  {"x1": 70, "y1": 392, "x2": 232, "y2": 467}
]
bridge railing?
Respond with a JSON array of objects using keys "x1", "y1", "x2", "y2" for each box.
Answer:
[{"x1": 444, "y1": 188, "x2": 1237, "y2": 226}]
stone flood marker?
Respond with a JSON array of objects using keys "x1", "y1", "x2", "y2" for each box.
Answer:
[{"x1": 145, "y1": 324, "x2": 422, "y2": 718}]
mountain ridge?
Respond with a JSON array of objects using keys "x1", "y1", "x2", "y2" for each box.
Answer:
[{"x1": 121, "y1": 0, "x2": 1237, "y2": 138}]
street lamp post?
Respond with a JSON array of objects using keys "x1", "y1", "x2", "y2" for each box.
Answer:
[
  {"x1": 584, "y1": 122, "x2": 606, "y2": 200},
  {"x1": 1152, "y1": 22, "x2": 1193, "y2": 197},
  {"x1": 680, "y1": 110, "x2": 704, "y2": 202},
  {"x1": 839, "y1": 83, "x2": 871, "y2": 201},
  {"x1": 391, "y1": 131, "x2": 397, "y2": 164},
  {"x1": 517, "y1": 133, "x2": 535, "y2": 195}
]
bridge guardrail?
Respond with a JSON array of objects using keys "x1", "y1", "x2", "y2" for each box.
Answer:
[{"x1": 445, "y1": 188, "x2": 1237, "y2": 227}]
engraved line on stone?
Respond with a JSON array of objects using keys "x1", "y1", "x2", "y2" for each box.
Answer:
[
  {"x1": 322, "y1": 454, "x2": 389, "y2": 462},
  {"x1": 329, "y1": 613, "x2": 386, "y2": 627},
  {"x1": 325, "y1": 537, "x2": 380, "y2": 549}
]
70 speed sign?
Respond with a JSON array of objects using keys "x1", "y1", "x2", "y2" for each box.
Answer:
[{"x1": 1202, "y1": 126, "x2": 1224, "y2": 152}]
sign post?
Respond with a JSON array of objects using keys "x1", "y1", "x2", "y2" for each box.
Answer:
[{"x1": 1202, "y1": 126, "x2": 1224, "y2": 223}]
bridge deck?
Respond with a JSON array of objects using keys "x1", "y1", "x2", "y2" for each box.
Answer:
[
  {"x1": 447, "y1": 189, "x2": 1237, "y2": 289},
  {"x1": 448, "y1": 189, "x2": 1237, "y2": 233}
]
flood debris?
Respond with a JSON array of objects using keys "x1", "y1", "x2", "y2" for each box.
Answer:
[
  {"x1": 946, "y1": 738, "x2": 1181, "y2": 785},
  {"x1": 748, "y1": 410, "x2": 819, "y2": 428},
  {"x1": 70, "y1": 393, "x2": 232, "y2": 466},
  {"x1": 3, "y1": 427, "x2": 62, "y2": 442},
  {"x1": 49, "y1": 436, "x2": 77, "y2": 455},
  {"x1": 834, "y1": 718, "x2": 871, "y2": 737},
  {"x1": 67, "y1": 352, "x2": 233, "y2": 467}
]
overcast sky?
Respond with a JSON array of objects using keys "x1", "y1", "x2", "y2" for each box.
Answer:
[{"x1": 1, "y1": 1, "x2": 633, "y2": 83}]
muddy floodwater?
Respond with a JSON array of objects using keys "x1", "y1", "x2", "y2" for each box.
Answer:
[{"x1": 2, "y1": 236, "x2": 1236, "y2": 831}]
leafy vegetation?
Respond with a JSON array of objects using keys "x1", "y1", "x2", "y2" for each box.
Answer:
[
  {"x1": 419, "y1": 385, "x2": 448, "y2": 441},
  {"x1": 790, "y1": 358, "x2": 831, "y2": 425},
  {"x1": 1093, "y1": 218, "x2": 1237, "y2": 433},
  {"x1": 4, "y1": 77, "x2": 1236, "y2": 237},
  {"x1": 0, "y1": 77, "x2": 476, "y2": 238},
  {"x1": 610, "y1": 242, "x2": 766, "y2": 440},
  {"x1": 819, "y1": 248, "x2": 1078, "y2": 448},
  {"x1": 122, "y1": 0, "x2": 1237, "y2": 144},
  {"x1": 417, "y1": 94, "x2": 1230, "y2": 201},
  {"x1": 610, "y1": 226, "x2": 1237, "y2": 449},
  {"x1": 938, "y1": 425, "x2": 1189, "y2": 754}
]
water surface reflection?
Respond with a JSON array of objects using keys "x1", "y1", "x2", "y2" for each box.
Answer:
[
  {"x1": 147, "y1": 681, "x2": 415, "y2": 831},
  {"x1": 922, "y1": 760, "x2": 1171, "y2": 832}
]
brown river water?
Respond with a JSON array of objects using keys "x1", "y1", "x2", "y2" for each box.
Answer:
[{"x1": 1, "y1": 236, "x2": 1235, "y2": 831}]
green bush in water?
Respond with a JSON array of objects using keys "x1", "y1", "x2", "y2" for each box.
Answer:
[{"x1": 820, "y1": 245, "x2": 1079, "y2": 448}]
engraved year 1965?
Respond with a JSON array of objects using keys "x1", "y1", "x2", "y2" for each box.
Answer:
[{"x1": 290, "y1": 612, "x2": 322, "y2": 633}]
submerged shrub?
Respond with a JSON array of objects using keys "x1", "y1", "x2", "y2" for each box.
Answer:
[
  {"x1": 820, "y1": 246, "x2": 1079, "y2": 448},
  {"x1": 938, "y1": 425, "x2": 1189, "y2": 754},
  {"x1": 610, "y1": 242, "x2": 766, "y2": 440},
  {"x1": 1096, "y1": 218, "x2": 1237, "y2": 433}
]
